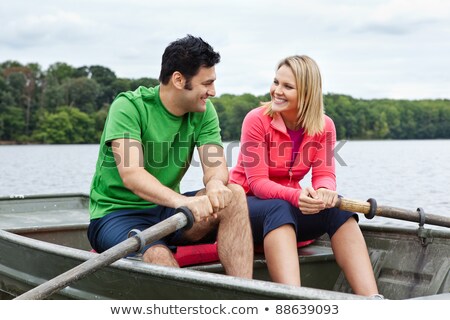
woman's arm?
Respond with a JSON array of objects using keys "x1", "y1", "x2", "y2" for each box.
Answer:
[
  {"x1": 311, "y1": 116, "x2": 337, "y2": 191},
  {"x1": 240, "y1": 111, "x2": 301, "y2": 207},
  {"x1": 310, "y1": 116, "x2": 338, "y2": 209}
]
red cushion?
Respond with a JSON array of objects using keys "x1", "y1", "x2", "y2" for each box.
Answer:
[
  {"x1": 173, "y1": 243, "x2": 219, "y2": 267},
  {"x1": 174, "y1": 239, "x2": 315, "y2": 267}
]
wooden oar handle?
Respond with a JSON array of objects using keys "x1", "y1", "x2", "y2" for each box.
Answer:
[
  {"x1": 336, "y1": 198, "x2": 378, "y2": 218},
  {"x1": 335, "y1": 197, "x2": 450, "y2": 228}
]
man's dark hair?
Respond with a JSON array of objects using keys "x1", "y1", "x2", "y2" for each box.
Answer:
[{"x1": 159, "y1": 35, "x2": 221, "y2": 89}]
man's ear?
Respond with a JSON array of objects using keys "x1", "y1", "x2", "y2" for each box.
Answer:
[{"x1": 171, "y1": 71, "x2": 185, "y2": 89}]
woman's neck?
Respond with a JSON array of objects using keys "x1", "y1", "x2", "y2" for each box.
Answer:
[{"x1": 281, "y1": 114, "x2": 300, "y2": 130}]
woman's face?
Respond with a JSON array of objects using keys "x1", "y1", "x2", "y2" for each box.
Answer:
[{"x1": 270, "y1": 64, "x2": 298, "y2": 118}]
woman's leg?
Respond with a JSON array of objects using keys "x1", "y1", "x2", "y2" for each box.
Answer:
[
  {"x1": 247, "y1": 197, "x2": 301, "y2": 286},
  {"x1": 330, "y1": 217, "x2": 379, "y2": 296},
  {"x1": 264, "y1": 224, "x2": 301, "y2": 286}
]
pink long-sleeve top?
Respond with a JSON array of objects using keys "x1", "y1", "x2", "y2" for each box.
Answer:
[{"x1": 229, "y1": 106, "x2": 337, "y2": 207}]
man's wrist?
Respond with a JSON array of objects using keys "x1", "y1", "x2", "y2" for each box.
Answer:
[{"x1": 205, "y1": 178, "x2": 226, "y2": 188}]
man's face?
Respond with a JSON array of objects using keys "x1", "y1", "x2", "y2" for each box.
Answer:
[{"x1": 181, "y1": 66, "x2": 217, "y2": 112}]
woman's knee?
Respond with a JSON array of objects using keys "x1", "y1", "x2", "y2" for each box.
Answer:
[{"x1": 327, "y1": 208, "x2": 359, "y2": 238}]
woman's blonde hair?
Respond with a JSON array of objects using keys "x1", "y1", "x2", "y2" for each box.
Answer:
[{"x1": 264, "y1": 55, "x2": 324, "y2": 135}]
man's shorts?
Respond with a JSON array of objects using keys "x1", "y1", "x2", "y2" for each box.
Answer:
[{"x1": 87, "y1": 190, "x2": 216, "y2": 255}]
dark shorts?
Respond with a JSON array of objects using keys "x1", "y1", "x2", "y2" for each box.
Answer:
[
  {"x1": 87, "y1": 190, "x2": 216, "y2": 255},
  {"x1": 247, "y1": 196, "x2": 358, "y2": 245}
]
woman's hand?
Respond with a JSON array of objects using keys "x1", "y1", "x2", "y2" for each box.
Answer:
[
  {"x1": 298, "y1": 186, "x2": 325, "y2": 214},
  {"x1": 316, "y1": 188, "x2": 338, "y2": 208}
]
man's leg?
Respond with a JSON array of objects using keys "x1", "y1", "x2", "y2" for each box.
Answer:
[
  {"x1": 142, "y1": 244, "x2": 179, "y2": 267},
  {"x1": 215, "y1": 184, "x2": 253, "y2": 278},
  {"x1": 89, "y1": 208, "x2": 181, "y2": 268},
  {"x1": 182, "y1": 184, "x2": 253, "y2": 278}
]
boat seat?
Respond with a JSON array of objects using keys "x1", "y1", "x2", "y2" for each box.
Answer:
[
  {"x1": 174, "y1": 240, "x2": 316, "y2": 267},
  {"x1": 0, "y1": 209, "x2": 89, "y2": 232},
  {"x1": 0, "y1": 195, "x2": 90, "y2": 232},
  {"x1": 297, "y1": 244, "x2": 335, "y2": 261}
]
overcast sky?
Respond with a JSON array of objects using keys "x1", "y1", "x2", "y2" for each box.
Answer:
[{"x1": 1, "y1": 0, "x2": 449, "y2": 99}]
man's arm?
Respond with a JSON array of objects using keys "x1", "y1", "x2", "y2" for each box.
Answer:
[
  {"x1": 198, "y1": 144, "x2": 232, "y2": 213},
  {"x1": 112, "y1": 138, "x2": 184, "y2": 207},
  {"x1": 112, "y1": 138, "x2": 213, "y2": 220}
]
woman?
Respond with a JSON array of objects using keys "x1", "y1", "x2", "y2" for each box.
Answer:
[{"x1": 229, "y1": 55, "x2": 380, "y2": 296}]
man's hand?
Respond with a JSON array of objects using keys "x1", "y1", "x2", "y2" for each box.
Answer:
[
  {"x1": 176, "y1": 195, "x2": 214, "y2": 222},
  {"x1": 205, "y1": 179, "x2": 232, "y2": 216},
  {"x1": 197, "y1": 144, "x2": 231, "y2": 219}
]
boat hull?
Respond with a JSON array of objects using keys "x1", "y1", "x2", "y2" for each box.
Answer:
[{"x1": 0, "y1": 194, "x2": 449, "y2": 300}]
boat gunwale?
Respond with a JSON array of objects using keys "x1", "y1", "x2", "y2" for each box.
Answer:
[
  {"x1": 358, "y1": 221, "x2": 450, "y2": 239},
  {"x1": 0, "y1": 193, "x2": 89, "y2": 201}
]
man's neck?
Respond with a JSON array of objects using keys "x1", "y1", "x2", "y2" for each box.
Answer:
[{"x1": 159, "y1": 84, "x2": 185, "y2": 117}]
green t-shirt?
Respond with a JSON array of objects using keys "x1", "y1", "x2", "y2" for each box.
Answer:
[{"x1": 89, "y1": 85, "x2": 222, "y2": 219}]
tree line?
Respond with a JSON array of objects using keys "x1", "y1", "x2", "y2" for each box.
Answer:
[{"x1": 1, "y1": 60, "x2": 449, "y2": 144}]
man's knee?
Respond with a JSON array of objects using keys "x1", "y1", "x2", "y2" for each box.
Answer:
[
  {"x1": 227, "y1": 183, "x2": 247, "y2": 203},
  {"x1": 143, "y1": 245, "x2": 179, "y2": 267}
]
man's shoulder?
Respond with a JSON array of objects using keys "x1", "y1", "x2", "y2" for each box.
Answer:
[
  {"x1": 111, "y1": 86, "x2": 160, "y2": 115},
  {"x1": 116, "y1": 85, "x2": 158, "y2": 102}
]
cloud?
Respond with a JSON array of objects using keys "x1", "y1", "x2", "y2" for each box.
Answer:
[
  {"x1": 355, "y1": 20, "x2": 435, "y2": 35},
  {"x1": 0, "y1": 0, "x2": 449, "y2": 99},
  {"x1": 0, "y1": 11, "x2": 101, "y2": 49},
  {"x1": 353, "y1": 0, "x2": 450, "y2": 35}
]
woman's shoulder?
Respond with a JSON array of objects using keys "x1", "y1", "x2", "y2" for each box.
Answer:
[
  {"x1": 323, "y1": 114, "x2": 336, "y2": 129},
  {"x1": 248, "y1": 105, "x2": 266, "y2": 115},
  {"x1": 244, "y1": 106, "x2": 270, "y2": 123}
]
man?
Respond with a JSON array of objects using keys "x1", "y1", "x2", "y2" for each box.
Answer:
[{"x1": 88, "y1": 35, "x2": 253, "y2": 278}]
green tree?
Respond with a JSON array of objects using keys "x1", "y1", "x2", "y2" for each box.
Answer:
[
  {"x1": 2, "y1": 65, "x2": 40, "y2": 135},
  {"x1": 47, "y1": 62, "x2": 76, "y2": 84},
  {"x1": 88, "y1": 65, "x2": 117, "y2": 108},
  {"x1": 93, "y1": 108, "x2": 109, "y2": 141},
  {"x1": 63, "y1": 78, "x2": 101, "y2": 113},
  {"x1": 40, "y1": 74, "x2": 65, "y2": 112},
  {"x1": 0, "y1": 106, "x2": 26, "y2": 141},
  {"x1": 33, "y1": 107, "x2": 95, "y2": 144}
]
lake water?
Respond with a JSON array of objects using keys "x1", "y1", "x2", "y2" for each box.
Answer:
[{"x1": 0, "y1": 140, "x2": 449, "y2": 228}]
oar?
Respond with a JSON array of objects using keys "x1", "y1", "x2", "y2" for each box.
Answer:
[
  {"x1": 14, "y1": 206, "x2": 194, "y2": 300},
  {"x1": 336, "y1": 198, "x2": 450, "y2": 228}
]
